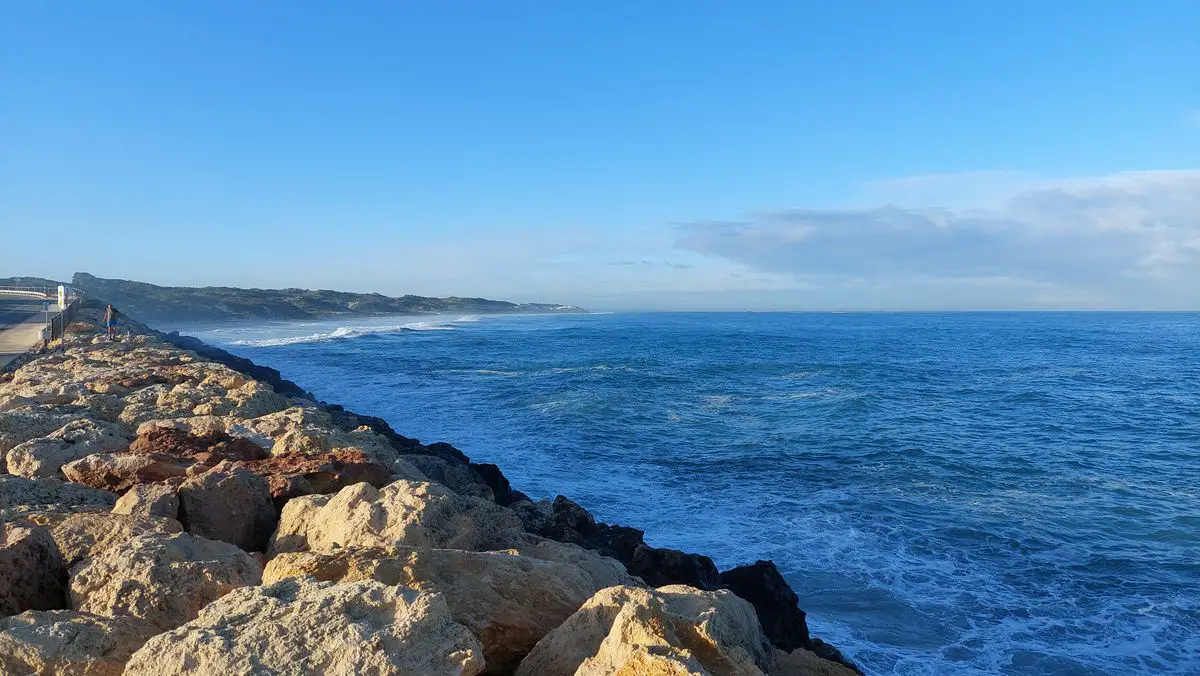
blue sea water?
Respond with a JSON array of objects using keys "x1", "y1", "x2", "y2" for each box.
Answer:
[{"x1": 175, "y1": 312, "x2": 1200, "y2": 675}]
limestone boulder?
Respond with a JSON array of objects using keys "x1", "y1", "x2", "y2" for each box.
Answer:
[
  {"x1": 114, "y1": 385, "x2": 171, "y2": 426},
  {"x1": 70, "y1": 394, "x2": 127, "y2": 423},
  {"x1": 503, "y1": 534, "x2": 641, "y2": 589},
  {"x1": 5, "y1": 419, "x2": 133, "y2": 479},
  {"x1": 514, "y1": 585, "x2": 772, "y2": 676},
  {"x1": 268, "y1": 480, "x2": 523, "y2": 556},
  {"x1": 248, "y1": 406, "x2": 333, "y2": 439},
  {"x1": 69, "y1": 532, "x2": 262, "y2": 630},
  {"x1": 270, "y1": 426, "x2": 332, "y2": 456},
  {"x1": 178, "y1": 461, "x2": 276, "y2": 552},
  {"x1": 128, "y1": 426, "x2": 267, "y2": 465},
  {"x1": 0, "y1": 411, "x2": 83, "y2": 458},
  {"x1": 404, "y1": 454, "x2": 494, "y2": 500},
  {"x1": 237, "y1": 449, "x2": 392, "y2": 506},
  {"x1": 0, "y1": 610, "x2": 160, "y2": 676},
  {"x1": 61, "y1": 453, "x2": 188, "y2": 492},
  {"x1": 122, "y1": 577, "x2": 484, "y2": 676},
  {"x1": 112, "y1": 482, "x2": 179, "y2": 519},
  {"x1": 136, "y1": 415, "x2": 273, "y2": 449},
  {"x1": 770, "y1": 647, "x2": 861, "y2": 676},
  {"x1": 0, "y1": 524, "x2": 66, "y2": 617},
  {"x1": 49, "y1": 512, "x2": 182, "y2": 567},
  {"x1": 265, "y1": 545, "x2": 623, "y2": 674},
  {"x1": 269, "y1": 424, "x2": 427, "y2": 482},
  {"x1": 146, "y1": 376, "x2": 288, "y2": 420},
  {"x1": 0, "y1": 476, "x2": 117, "y2": 512},
  {"x1": 225, "y1": 379, "x2": 291, "y2": 418}
]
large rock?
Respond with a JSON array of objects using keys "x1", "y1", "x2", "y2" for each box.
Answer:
[
  {"x1": 0, "y1": 524, "x2": 66, "y2": 617},
  {"x1": 178, "y1": 461, "x2": 276, "y2": 552},
  {"x1": 136, "y1": 377, "x2": 289, "y2": 422},
  {"x1": 404, "y1": 454, "x2": 494, "y2": 500},
  {"x1": 59, "y1": 428, "x2": 268, "y2": 493},
  {"x1": 0, "y1": 411, "x2": 83, "y2": 459},
  {"x1": 630, "y1": 543, "x2": 721, "y2": 589},
  {"x1": 60, "y1": 453, "x2": 187, "y2": 492},
  {"x1": 269, "y1": 424, "x2": 429, "y2": 482},
  {"x1": 247, "y1": 406, "x2": 333, "y2": 440},
  {"x1": 128, "y1": 426, "x2": 267, "y2": 465},
  {"x1": 265, "y1": 545, "x2": 627, "y2": 674},
  {"x1": 237, "y1": 449, "x2": 392, "y2": 506},
  {"x1": 268, "y1": 480, "x2": 523, "y2": 556},
  {"x1": 111, "y1": 482, "x2": 179, "y2": 519},
  {"x1": 49, "y1": 512, "x2": 182, "y2": 567},
  {"x1": 5, "y1": 419, "x2": 132, "y2": 479},
  {"x1": 0, "y1": 476, "x2": 117, "y2": 513},
  {"x1": 122, "y1": 577, "x2": 484, "y2": 676},
  {"x1": 514, "y1": 584, "x2": 771, "y2": 676},
  {"x1": 502, "y1": 534, "x2": 641, "y2": 590},
  {"x1": 770, "y1": 647, "x2": 861, "y2": 676},
  {"x1": 136, "y1": 415, "x2": 273, "y2": 449},
  {"x1": 0, "y1": 610, "x2": 160, "y2": 676},
  {"x1": 523, "y1": 495, "x2": 720, "y2": 589},
  {"x1": 721, "y1": 560, "x2": 809, "y2": 650},
  {"x1": 69, "y1": 532, "x2": 262, "y2": 630}
]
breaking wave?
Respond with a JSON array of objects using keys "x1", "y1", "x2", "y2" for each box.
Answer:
[{"x1": 229, "y1": 316, "x2": 480, "y2": 347}]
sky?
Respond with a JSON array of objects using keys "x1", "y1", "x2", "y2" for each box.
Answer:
[{"x1": 2, "y1": 1, "x2": 1199, "y2": 310}]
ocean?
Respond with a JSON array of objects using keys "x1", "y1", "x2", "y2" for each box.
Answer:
[{"x1": 173, "y1": 311, "x2": 1200, "y2": 675}]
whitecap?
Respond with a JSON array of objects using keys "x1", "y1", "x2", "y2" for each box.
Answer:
[{"x1": 229, "y1": 316, "x2": 474, "y2": 347}]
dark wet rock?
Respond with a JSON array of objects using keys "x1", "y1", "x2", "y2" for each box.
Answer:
[
  {"x1": 630, "y1": 545, "x2": 720, "y2": 589},
  {"x1": 425, "y1": 442, "x2": 471, "y2": 465},
  {"x1": 807, "y1": 638, "x2": 864, "y2": 675},
  {"x1": 321, "y1": 405, "x2": 425, "y2": 454},
  {"x1": 720, "y1": 560, "x2": 810, "y2": 649},
  {"x1": 470, "y1": 463, "x2": 529, "y2": 507},
  {"x1": 527, "y1": 496, "x2": 719, "y2": 590},
  {"x1": 404, "y1": 455, "x2": 493, "y2": 501},
  {"x1": 721, "y1": 561, "x2": 864, "y2": 674}
]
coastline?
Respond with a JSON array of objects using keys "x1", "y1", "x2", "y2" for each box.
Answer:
[{"x1": 0, "y1": 298, "x2": 861, "y2": 674}]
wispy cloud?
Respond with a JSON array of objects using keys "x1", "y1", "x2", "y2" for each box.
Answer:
[{"x1": 675, "y1": 170, "x2": 1200, "y2": 309}]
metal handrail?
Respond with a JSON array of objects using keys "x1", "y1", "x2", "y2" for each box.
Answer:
[{"x1": 0, "y1": 285, "x2": 53, "y2": 298}]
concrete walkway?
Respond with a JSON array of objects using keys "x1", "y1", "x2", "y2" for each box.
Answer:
[{"x1": 0, "y1": 298, "x2": 50, "y2": 368}]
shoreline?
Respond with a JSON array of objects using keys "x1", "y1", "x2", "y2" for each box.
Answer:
[{"x1": 0, "y1": 298, "x2": 862, "y2": 674}]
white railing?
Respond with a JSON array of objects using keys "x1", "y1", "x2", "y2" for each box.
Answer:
[{"x1": 0, "y1": 286, "x2": 53, "y2": 299}]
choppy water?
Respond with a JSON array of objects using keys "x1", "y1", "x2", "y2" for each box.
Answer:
[{"x1": 176, "y1": 312, "x2": 1200, "y2": 675}]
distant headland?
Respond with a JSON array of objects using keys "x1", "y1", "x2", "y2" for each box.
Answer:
[{"x1": 2, "y1": 274, "x2": 585, "y2": 323}]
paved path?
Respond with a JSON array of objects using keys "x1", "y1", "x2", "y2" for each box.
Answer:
[{"x1": 0, "y1": 298, "x2": 49, "y2": 368}]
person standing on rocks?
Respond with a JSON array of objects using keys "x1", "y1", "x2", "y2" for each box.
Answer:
[{"x1": 104, "y1": 304, "x2": 118, "y2": 341}]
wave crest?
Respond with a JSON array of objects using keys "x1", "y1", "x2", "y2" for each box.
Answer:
[{"x1": 231, "y1": 317, "x2": 471, "y2": 347}]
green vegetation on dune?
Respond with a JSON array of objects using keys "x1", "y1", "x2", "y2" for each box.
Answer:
[{"x1": 65, "y1": 273, "x2": 583, "y2": 322}]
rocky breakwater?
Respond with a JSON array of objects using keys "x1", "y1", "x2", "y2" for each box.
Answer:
[{"x1": 0, "y1": 299, "x2": 860, "y2": 675}]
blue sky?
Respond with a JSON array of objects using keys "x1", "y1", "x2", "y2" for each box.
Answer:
[{"x1": 3, "y1": 1, "x2": 1198, "y2": 309}]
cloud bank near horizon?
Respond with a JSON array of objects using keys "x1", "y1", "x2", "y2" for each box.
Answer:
[{"x1": 670, "y1": 170, "x2": 1200, "y2": 309}]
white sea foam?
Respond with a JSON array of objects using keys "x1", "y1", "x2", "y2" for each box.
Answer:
[{"x1": 229, "y1": 316, "x2": 474, "y2": 347}]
